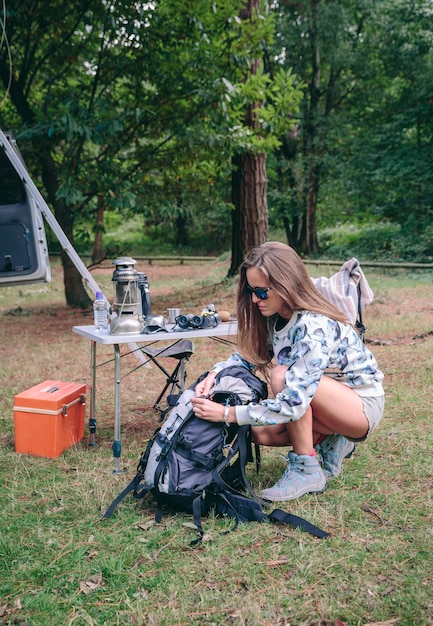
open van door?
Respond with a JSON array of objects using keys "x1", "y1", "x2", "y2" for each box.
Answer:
[{"x1": 0, "y1": 132, "x2": 51, "y2": 286}]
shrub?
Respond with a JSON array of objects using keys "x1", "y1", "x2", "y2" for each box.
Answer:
[{"x1": 319, "y1": 222, "x2": 433, "y2": 262}]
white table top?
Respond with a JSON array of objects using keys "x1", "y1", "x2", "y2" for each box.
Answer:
[{"x1": 72, "y1": 320, "x2": 238, "y2": 344}]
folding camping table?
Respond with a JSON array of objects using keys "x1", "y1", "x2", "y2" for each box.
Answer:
[{"x1": 72, "y1": 321, "x2": 237, "y2": 473}]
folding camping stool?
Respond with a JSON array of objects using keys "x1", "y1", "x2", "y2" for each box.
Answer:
[{"x1": 140, "y1": 339, "x2": 194, "y2": 419}]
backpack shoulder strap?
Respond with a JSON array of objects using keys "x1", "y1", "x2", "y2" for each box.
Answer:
[
  {"x1": 212, "y1": 491, "x2": 329, "y2": 539},
  {"x1": 103, "y1": 473, "x2": 151, "y2": 519},
  {"x1": 210, "y1": 426, "x2": 258, "y2": 499},
  {"x1": 268, "y1": 508, "x2": 330, "y2": 539},
  {"x1": 103, "y1": 433, "x2": 159, "y2": 519},
  {"x1": 355, "y1": 282, "x2": 367, "y2": 341}
]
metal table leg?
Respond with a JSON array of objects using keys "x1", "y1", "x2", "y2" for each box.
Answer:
[
  {"x1": 113, "y1": 343, "x2": 122, "y2": 474},
  {"x1": 88, "y1": 340, "x2": 97, "y2": 446}
]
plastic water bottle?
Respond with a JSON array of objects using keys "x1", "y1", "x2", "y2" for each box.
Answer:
[{"x1": 93, "y1": 291, "x2": 108, "y2": 331}]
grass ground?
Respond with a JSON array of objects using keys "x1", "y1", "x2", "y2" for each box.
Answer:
[{"x1": 1, "y1": 259, "x2": 433, "y2": 626}]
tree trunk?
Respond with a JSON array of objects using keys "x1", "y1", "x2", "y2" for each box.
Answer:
[
  {"x1": 305, "y1": 161, "x2": 320, "y2": 254},
  {"x1": 277, "y1": 132, "x2": 304, "y2": 249},
  {"x1": 228, "y1": 152, "x2": 268, "y2": 276},
  {"x1": 175, "y1": 214, "x2": 188, "y2": 247},
  {"x1": 239, "y1": 152, "x2": 268, "y2": 250},
  {"x1": 175, "y1": 198, "x2": 188, "y2": 247},
  {"x1": 228, "y1": 0, "x2": 268, "y2": 277},
  {"x1": 297, "y1": 0, "x2": 321, "y2": 255},
  {"x1": 38, "y1": 147, "x2": 91, "y2": 308},
  {"x1": 229, "y1": 155, "x2": 243, "y2": 273},
  {"x1": 91, "y1": 194, "x2": 105, "y2": 264}
]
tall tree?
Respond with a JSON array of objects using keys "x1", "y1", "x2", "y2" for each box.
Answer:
[
  {"x1": 229, "y1": 0, "x2": 269, "y2": 275},
  {"x1": 0, "y1": 0, "x2": 241, "y2": 304},
  {"x1": 270, "y1": 0, "x2": 375, "y2": 254},
  {"x1": 0, "y1": 0, "x2": 302, "y2": 303},
  {"x1": 324, "y1": 0, "x2": 433, "y2": 243},
  {"x1": 226, "y1": 0, "x2": 303, "y2": 273}
]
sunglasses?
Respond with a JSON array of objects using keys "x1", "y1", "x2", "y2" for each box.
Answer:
[{"x1": 246, "y1": 284, "x2": 271, "y2": 300}]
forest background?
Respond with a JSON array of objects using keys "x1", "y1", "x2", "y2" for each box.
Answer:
[
  {"x1": 1, "y1": 0, "x2": 433, "y2": 303},
  {"x1": 2, "y1": 2, "x2": 433, "y2": 624}
]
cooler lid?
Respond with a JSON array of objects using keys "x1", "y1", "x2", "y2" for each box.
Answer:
[{"x1": 14, "y1": 380, "x2": 86, "y2": 411}]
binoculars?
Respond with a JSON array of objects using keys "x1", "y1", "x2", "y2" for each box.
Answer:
[{"x1": 175, "y1": 313, "x2": 221, "y2": 330}]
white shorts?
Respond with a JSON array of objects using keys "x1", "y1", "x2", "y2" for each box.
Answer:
[{"x1": 348, "y1": 395, "x2": 385, "y2": 442}]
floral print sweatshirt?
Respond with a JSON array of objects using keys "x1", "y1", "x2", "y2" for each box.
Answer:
[{"x1": 213, "y1": 311, "x2": 384, "y2": 427}]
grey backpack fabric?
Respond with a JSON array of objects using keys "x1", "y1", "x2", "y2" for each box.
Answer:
[{"x1": 142, "y1": 365, "x2": 266, "y2": 495}]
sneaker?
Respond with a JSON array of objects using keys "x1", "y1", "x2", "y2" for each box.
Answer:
[
  {"x1": 260, "y1": 452, "x2": 327, "y2": 502},
  {"x1": 316, "y1": 434, "x2": 355, "y2": 478}
]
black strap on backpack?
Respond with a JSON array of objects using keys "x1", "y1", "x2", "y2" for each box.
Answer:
[
  {"x1": 355, "y1": 282, "x2": 367, "y2": 341},
  {"x1": 267, "y1": 507, "x2": 329, "y2": 539},
  {"x1": 103, "y1": 475, "x2": 150, "y2": 519},
  {"x1": 190, "y1": 490, "x2": 329, "y2": 543},
  {"x1": 188, "y1": 427, "x2": 329, "y2": 543},
  {"x1": 103, "y1": 435, "x2": 157, "y2": 519}
]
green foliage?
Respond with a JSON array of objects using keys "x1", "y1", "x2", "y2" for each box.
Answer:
[
  {"x1": 319, "y1": 222, "x2": 401, "y2": 260},
  {"x1": 257, "y1": 68, "x2": 304, "y2": 137},
  {"x1": 101, "y1": 206, "x2": 233, "y2": 257},
  {"x1": 265, "y1": 0, "x2": 433, "y2": 255},
  {"x1": 319, "y1": 222, "x2": 433, "y2": 262},
  {"x1": 3, "y1": 0, "x2": 433, "y2": 268},
  {"x1": 73, "y1": 212, "x2": 433, "y2": 261},
  {"x1": 0, "y1": 0, "x2": 303, "y2": 259}
]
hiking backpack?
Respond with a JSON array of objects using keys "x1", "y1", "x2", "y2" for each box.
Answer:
[{"x1": 104, "y1": 365, "x2": 329, "y2": 542}]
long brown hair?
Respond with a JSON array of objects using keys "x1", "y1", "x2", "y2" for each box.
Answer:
[{"x1": 236, "y1": 241, "x2": 351, "y2": 374}]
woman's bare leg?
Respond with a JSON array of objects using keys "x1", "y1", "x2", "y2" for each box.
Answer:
[{"x1": 253, "y1": 365, "x2": 369, "y2": 454}]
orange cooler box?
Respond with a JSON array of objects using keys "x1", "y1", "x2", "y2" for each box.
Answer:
[{"x1": 14, "y1": 380, "x2": 86, "y2": 458}]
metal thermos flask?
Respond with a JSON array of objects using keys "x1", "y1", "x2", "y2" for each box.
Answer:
[{"x1": 137, "y1": 272, "x2": 152, "y2": 318}]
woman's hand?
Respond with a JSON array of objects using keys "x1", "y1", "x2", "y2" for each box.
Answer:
[
  {"x1": 194, "y1": 370, "x2": 217, "y2": 397},
  {"x1": 190, "y1": 396, "x2": 226, "y2": 423}
]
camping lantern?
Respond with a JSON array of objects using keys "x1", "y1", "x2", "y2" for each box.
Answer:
[{"x1": 109, "y1": 257, "x2": 143, "y2": 334}]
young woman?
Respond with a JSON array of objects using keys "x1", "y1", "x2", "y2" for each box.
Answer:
[{"x1": 190, "y1": 241, "x2": 385, "y2": 502}]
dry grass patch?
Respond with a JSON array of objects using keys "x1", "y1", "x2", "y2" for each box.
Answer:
[{"x1": 1, "y1": 261, "x2": 433, "y2": 625}]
